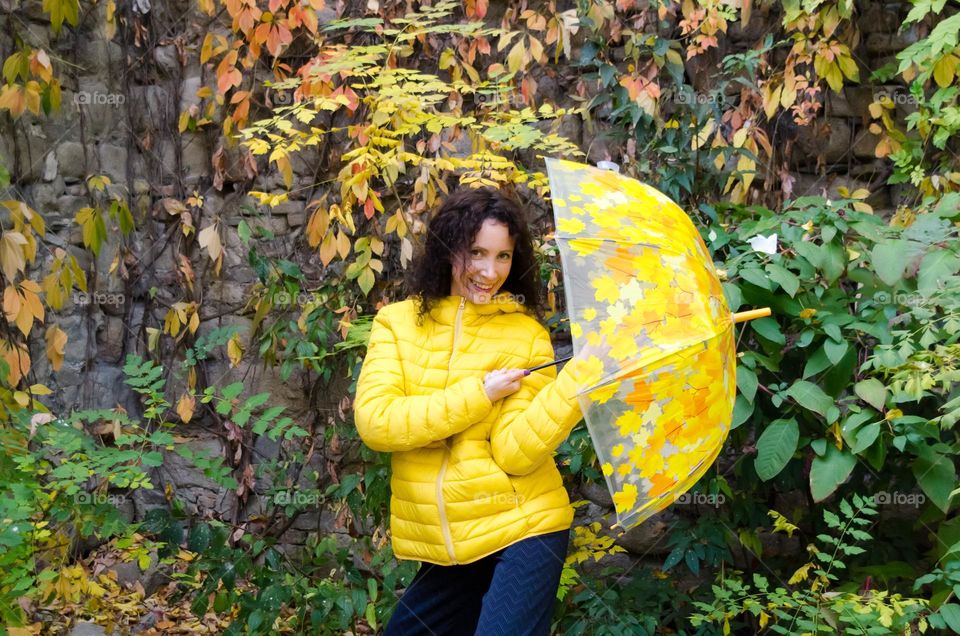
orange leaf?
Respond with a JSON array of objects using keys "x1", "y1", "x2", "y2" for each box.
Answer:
[
  {"x1": 216, "y1": 51, "x2": 242, "y2": 94},
  {"x1": 176, "y1": 394, "x2": 196, "y2": 423},
  {"x1": 44, "y1": 324, "x2": 66, "y2": 373},
  {"x1": 3, "y1": 285, "x2": 20, "y2": 324},
  {"x1": 0, "y1": 84, "x2": 27, "y2": 118}
]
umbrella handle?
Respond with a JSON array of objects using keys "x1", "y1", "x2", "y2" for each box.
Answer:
[{"x1": 732, "y1": 308, "x2": 771, "y2": 323}]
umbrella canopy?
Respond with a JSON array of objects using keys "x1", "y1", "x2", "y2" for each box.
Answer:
[{"x1": 546, "y1": 158, "x2": 768, "y2": 529}]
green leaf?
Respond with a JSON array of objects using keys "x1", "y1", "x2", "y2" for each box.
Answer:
[
  {"x1": 188, "y1": 523, "x2": 212, "y2": 553},
  {"x1": 786, "y1": 380, "x2": 834, "y2": 417},
  {"x1": 238, "y1": 220, "x2": 251, "y2": 244},
  {"x1": 731, "y1": 395, "x2": 754, "y2": 430},
  {"x1": 918, "y1": 249, "x2": 960, "y2": 295},
  {"x1": 141, "y1": 451, "x2": 163, "y2": 467},
  {"x1": 766, "y1": 263, "x2": 799, "y2": 297},
  {"x1": 755, "y1": 419, "x2": 799, "y2": 481},
  {"x1": 850, "y1": 422, "x2": 880, "y2": 454},
  {"x1": 854, "y1": 378, "x2": 888, "y2": 410},
  {"x1": 913, "y1": 446, "x2": 956, "y2": 513},
  {"x1": 871, "y1": 240, "x2": 907, "y2": 285},
  {"x1": 823, "y1": 323, "x2": 842, "y2": 342},
  {"x1": 750, "y1": 317, "x2": 785, "y2": 345},
  {"x1": 737, "y1": 366, "x2": 758, "y2": 404},
  {"x1": 739, "y1": 266, "x2": 771, "y2": 290},
  {"x1": 722, "y1": 282, "x2": 742, "y2": 311},
  {"x1": 794, "y1": 241, "x2": 823, "y2": 268},
  {"x1": 803, "y1": 347, "x2": 832, "y2": 379},
  {"x1": 823, "y1": 339, "x2": 848, "y2": 365},
  {"x1": 810, "y1": 445, "x2": 856, "y2": 502},
  {"x1": 938, "y1": 603, "x2": 960, "y2": 633},
  {"x1": 222, "y1": 382, "x2": 244, "y2": 401},
  {"x1": 820, "y1": 242, "x2": 846, "y2": 283}
]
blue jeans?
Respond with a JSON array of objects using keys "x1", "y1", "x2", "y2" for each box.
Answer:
[{"x1": 384, "y1": 529, "x2": 570, "y2": 636}]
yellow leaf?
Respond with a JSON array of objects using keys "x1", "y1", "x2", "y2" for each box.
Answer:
[
  {"x1": 29, "y1": 383, "x2": 53, "y2": 395},
  {"x1": 198, "y1": 223, "x2": 222, "y2": 262},
  {"x1": 780, "y1": 75, "x2": 796, "y2": 108},
  {"x1": 763, "y1": 83, "x2": 782, "y2": 120},
  {"x1": 0, "y1": 232, "x2": 27, "y2": 280},
  {"x1": 933, "y1": 54, "x2": 958, "y2": 89},
  {"x1": 176, "y1": 394, "x2": 195, "y2": 423},
  {"x1": 319, "y1": 231, "x2": 337, "y2": 266},
  {"x1": 45, "y1": 324, "x2": 67, "y2": 372},
  {"x1": 146, "y1": 327, "x2": 161, "y2": 352},
  {"x1": 507, "y1": 41, "x2": 526, "y2": 73},
  {"x1": 336, "y1": 230, "x2": 351, "y2": 260},
  {"x1": 200, "y1": 33, "x2": 216, "y2": 64},
  {"x1": 227, "y1": 333, "x2": 243, "y2": 368},
  {"x1": 528, "y1": 35, "x2": 544, "y2": 61},
  {"x1": 275, "y1": 154, "x2": 293, "y2": 188},
  {"x1": 188, "y1": 310, "x2": 200, "y2": 334}
]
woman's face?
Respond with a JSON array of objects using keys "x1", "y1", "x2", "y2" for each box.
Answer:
[{"x1": 450, "y1": 219, "x2": 515, "y2": 304}]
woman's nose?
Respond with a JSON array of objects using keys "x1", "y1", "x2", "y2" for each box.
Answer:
[{"x1": 478, "y1": 259, "x2": 496, "y2": 278}]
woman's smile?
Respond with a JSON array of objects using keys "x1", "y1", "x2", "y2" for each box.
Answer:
[{"x1": 451, "y1": 219, "x2": 515, "y2": 304}]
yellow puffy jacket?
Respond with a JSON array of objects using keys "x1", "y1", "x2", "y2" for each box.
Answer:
[{"x1": 353, "y1": 294, "x2": 587, "y2": 565}]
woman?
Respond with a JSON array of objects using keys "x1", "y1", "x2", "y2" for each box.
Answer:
[{"x1": 353, "y1": 187, "x2": 595, "y2": 635}]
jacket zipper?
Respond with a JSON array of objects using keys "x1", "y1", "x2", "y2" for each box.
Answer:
[{"x1": 436, "y1": 296, "x2": 465, "y2": 564}]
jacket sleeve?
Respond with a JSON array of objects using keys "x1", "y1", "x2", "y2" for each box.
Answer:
[
  {"x1": 489, "y1": 324, "x2": 586, "y2": 476},
  {"x1": 353, "y1": 307, "x2": 494, "y2": 453}
]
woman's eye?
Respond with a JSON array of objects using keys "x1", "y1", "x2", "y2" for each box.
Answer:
[{"x1": 499, "y1": 253, "x2": 512, "y2": 260}]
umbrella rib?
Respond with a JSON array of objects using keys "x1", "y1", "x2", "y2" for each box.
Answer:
[
  {"x1": 578, "y1": 330, "x2": 727, "y2": 395},
  {"x1": 556, "y1": 235, "x2": 695, "y2": 259}
]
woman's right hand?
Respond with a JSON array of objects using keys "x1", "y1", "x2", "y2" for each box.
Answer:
[{"x1": 484, "y1": 368, "x2": 525, "y2": 402}]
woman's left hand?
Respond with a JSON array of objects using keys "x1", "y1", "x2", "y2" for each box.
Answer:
[{"x1": 483, "y1": 368, "x2": 525, "y2": 402}]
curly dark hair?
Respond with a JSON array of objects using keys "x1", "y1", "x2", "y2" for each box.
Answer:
[{"x1": 404, "y1": 186, "x2": 544, "y2": 324}]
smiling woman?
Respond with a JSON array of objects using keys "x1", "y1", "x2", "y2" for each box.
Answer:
[
  {"x1": 353, "y1": 187, "x2": 598, "y2": 635},
  {"x1": 403, "y1": 187, "x2": 543, "y2": 322},
  {"x1": 449, "y1": 218, "x2": 516, "y2": 305}
]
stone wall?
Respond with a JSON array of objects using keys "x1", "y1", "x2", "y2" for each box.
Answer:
[{"x1": 0, "y1": 0, "x2": 921, "y2": 559}]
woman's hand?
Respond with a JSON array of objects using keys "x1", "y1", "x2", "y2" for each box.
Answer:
[{"x1": 484, "y1": 368, "x2": 526, "y2": 402}]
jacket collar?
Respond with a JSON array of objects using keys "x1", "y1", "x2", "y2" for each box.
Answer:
[{"x1": 426, "y1": 294, "x2": 528, "y2": 326}]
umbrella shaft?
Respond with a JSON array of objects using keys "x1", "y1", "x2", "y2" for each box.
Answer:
[{"x1": 525, "y1": 356, "x2": 573, "y2": 375}]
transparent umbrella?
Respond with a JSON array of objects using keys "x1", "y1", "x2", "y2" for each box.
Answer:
[{"x1": 546, "y1": 158, "x2": 769, "y2": 529}]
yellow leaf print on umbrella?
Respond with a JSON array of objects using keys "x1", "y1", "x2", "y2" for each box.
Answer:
[{"x1": 547, "y1": 158, "x2": 770, "y2": 530}]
